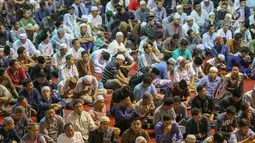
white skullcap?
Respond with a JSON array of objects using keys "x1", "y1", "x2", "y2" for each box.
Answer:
[
  {"x1": 116, "y1": 31, "x2": 124, "y2": 38},
  {"x1": 140, "y1": 0, "x2": 146, "y2": 5},
  {"x1": 84, "y1": 75, "x2": 93, "y2": 84},
  {"x1": 209, "y1": 12, "x2": 215, "y2": 16},
  {"x1": 100, "y1": 116, "x2": 110, "y2": 123},
  {"x1": 176, "y1": 5, "x2": 183, "y2": 9},
  {"x1": 185, "y1": 15, "x2": 193, "y2": 21},
  {"x1": 225, "y1": 13, "x2": 232, "y2": 19},
  {"x1": 197, "y1": 44, "x2": 205, "y2": 51},
  {"x1": 41, "y1": 86, "x2": 51, "y2": 92},
  {"x1": 60, "y1": 44, "x2": 67, "y2": 49},
  {"x1": 168, "y1": 58, "x2": 177, "y2": 65},
  {"x1": 135, "y1": 136, "x2": 146, "y2": 143},
  {"x1": 203, "y1": 0, "x2": 209, "y2": 2},
  {"x1": 218, "y1": 54, "x2": 225, "y2": 61},
  {"x1": 81, "y1": 15, "x2": 88, "y2": 22},
  {"x1": 209, "y1": 67, "x2": 218, "y2": 73},
  {"x1": 177, "y1": 56, "x2": 184, "y2": 64},
  {"x1": 19, "y1": 33, "x2": 27, "y2": 39},
  {"x1": 186, "y1": 134, "x2": 196, "y2": 142},
  {"x1": 33, "y1": 50, "x2": 41, "y2": 57},
  {"x1": 91, "y1": 6, "x2": 99, "y2": 11},
  {"x1": 57, "y1": 28, "x2": 65, "y2": 34},
  {"x1": 173, "y1": 14, "x2": 181, "y2": 19},
  {"x1": 94, "y1": 95, "x2": 105, "y2": 104},
  {"x1": 80, "y1": 23, "x2": 87, "y2": 29},
  {"x1": 116, "y1": 54, "x2": 125, "y2": 60}
]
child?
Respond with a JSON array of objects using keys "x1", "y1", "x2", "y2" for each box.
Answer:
[{"x1": 92, "y1": 31, "x2": 108, "y2": 52}]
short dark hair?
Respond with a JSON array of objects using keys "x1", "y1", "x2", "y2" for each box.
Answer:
[
  {"x1": 9, "y1": 59, "x2": 17, "y2": 67},
  {"x1": 163, "y1": 114, "x2": 172, "y2": 121},
  {"x1": 213, "y1": 132, "x2": 225, "y2": 142},
  {"x1": 17, "y1": 46, "x2": 26, "y2": 55},
  {"x1": 4, "y1": 45, "x2": 10, "y2": 55},
  {"x1": 239, "y1": 119, "x2": 250, "y2": 127},
  {"x1": 180, "y1": 39, "x2": 188, "y2": 46},
  {"x1": 17, "y1": 96, "x2": 26, "y2": 103},
  {"x1": 22, "y1": 79, "x2": 32, "y2": 87},
  {"x1": 37, "y1": 56, "x2": 46, "y2": 64},
  {"x1": 0, "y1": 68, "x2": 5, "y2": 76},
  {"x1": 196, "y1": 85, "x2": 205, "y2": 93},
  {"x1": 39, "y1": 71, "x2": 47, "y2": 78},
  {"x1": 81, "y1": 50, "x2": 89, "y2": 57},
  {"x1": 72, "y1": 38, "x2": 79, "y2": 45},
  {"x1": 191, "y1": 108, "x2": 201, "y2": 116},
  {"x1": 234, "y1": 33, "x2": 242, "y2": 40},
  {"x1": 72, "y1": 99, "x2": 84, "y2": 108},
  {"x1": 187, "y1": 29, "x2": 194, "y2": 36},
  {"x1": 208, "y1": 25, "x2": 214, "y2": 30},
  {"x1": 194, "y1": 0, "x2": 200, "y2": 6},
  {"x1": 102, "y1": 51, "x2": 110, "y2": 61},
  {"x1": 232, "y1": 88, "x2": 242, "y2": 98},
  {"x1": 64, "y1": 123, "x2": 73, "y2": 130},
  {"x1": 69, "y1": 6, "x2": 75, "y2": 10},
  {"x1": 143, "y1": 77, "x2": 152, "y2": 84},
  {"x1": 240, "y1": 102, "x2": 250, "y2": 111},
  {"x1": 163, "y1": 97, "x2": 174, "y2": 106},
  {"x1": 173, "y1": 96, "x2": 181, "y2": 104},
  {"x1": 151, "y1": 68, "x2": 160, "y2": 75},
  {"x1": 239, "y1": 47, "x2": 250, "y2": 53},
  {"x1": 39, "y1": 1, "x2": 46, "y2": 7},
  {"x1": 179, "y1": 80, "x2": 188, "y2": 89},
  {"x1": 172, "y1": 34, "x2": 179, "y2": 39},
  {"x1": 143, "y1": 93, "x2": 152, "y2": 100},
  {"x1": 194, "y1": 56, "x2": 203, "y2": 65},
  {"x1": 65, "y1": 54, "x2": 73, "y2": 60},
  {"x1": 226, "y1": 106, "x2": 236, "y2": 115}
]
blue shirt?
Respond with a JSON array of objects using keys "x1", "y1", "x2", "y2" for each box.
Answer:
[
  {"x1": 18, "y1": 88, "x2": 41, "y2": 111},
  {"x1": 155, "y1": 121, "x2": 183, "y2": 143},
  {"x1": 172, "y1": 48, "x2": 192, "y2": 60},
  {"x1": 196, "y1": 75, "x2": 221, "y2": 98},
  {"x1": 155, "y1": 62, "x2": 169, "y2": 79},
  {"x1": 226, "y1": 55, "x2": 246, "y2": 72},
  {"x1": 133, "y1": 83, "x2": 157, "y2": 101},
  {"x1": 35, "y1": 8, "x2": 51, "y2": 24},
  {"x1": 0, "y1": 126, "x2": 20, "y2": 143},
  {"x1": 211, "y1": 45, "x2": 230, "y2": 63},
  {"x1": 11, "y1": 114, "x2": 29, "y2": 138}
]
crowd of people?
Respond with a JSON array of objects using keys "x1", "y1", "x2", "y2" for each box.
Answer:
[{"x1": 0, "y1": 0, "x2": 255, "y2": 143}]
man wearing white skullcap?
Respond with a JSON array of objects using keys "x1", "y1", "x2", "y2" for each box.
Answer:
[
  {"x1": 135, "y1": 136, "x2": 147, "y2": 143},
  {"x1": 135, "y1": 0, "x2": 150, "y2": 23},
  {"x1": 88, "y1": 115, "x2": 115, "y2": 142},
  {"x1": 89, "y1": 95, "x2": 106, "y2": 127},
  {"x1": 108, "y1": 31, "x2": 126, "y2": 56},
  {"x1": 74, "y1": 75, "x2": 107, "y2": 104},
  {"x1": 175, "y1": 5, "x2": 187, "y2": 25},
  {"x1": 182, "y1": 15, "x2": 201, "y2": 41},
  {"x1": 12, "y1": 33, "x2": 36, "y2": 58},
  {"x1": 164, "y1": 13, "x2": 182, "y2": 39},
  {"x1": 50, "y1": 28, "x2": 72, "y2": 51},
  {"x1": 51, "y1": 44, "x2": 68, "y2": 72},
  {"x1": 197, "y1": 66, "x2": 221, "y2": 97},
  {"x1": 204, "y1": 54, "x2": 226, "y2": 74},
  {"x1": 88, "y1": 5, "x2": 104, "y2": 32},
  {"x1": 201, "y1": 0, "x2": 214, "y2": 13}
]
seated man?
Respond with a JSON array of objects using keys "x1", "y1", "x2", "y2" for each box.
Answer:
[
  {"x1": 0, "y1": 117, "x2": 20, "y2": 143},
  {"x1": 186, "y1": 108, "x2": 211, "y2": 142},
  {"x1": 153, "y1": 97, "x2": 176, "y2": 126},
  {"x1": 174, "y1": 57, "x2": 195, "y2": 89},
  {"x1": 114, "y1": 95, "x2": 135, "y2": 134},
  {"x1": 30, "y1": 56, "x2": 52, "y2": 81},
  {"x1": 68, "y1": 39, "x2": 84, "y2": 61},
  {"x1": 216, "y1": 106, "x2": 237, "y2": 139},
  {"x1": 192, "y1": 85, "x2": 216, "y2": 122},
  {"x1": 88, "y1": 6, "x2": 104, "y2": 32},
  {"x1": 108, "y1": 32, "x2": 126, "y2": 56},
  {"x1": 197, "y1": 67, "x2": 221, "y2": 98},
  {"x1": 203, "y1": 132, "x2": 228, "y2": 143},
  {"x1": 51, "y1": 44, "x2": 68, "y2": 75},
  {"x1": 58, "y1": 54, "x2": 79, "y2": 81},
  {"x1": 135, "y1": 93, "x2": 155, "y2": 129},
  {"x1": 219, "y1": 66, "x2": 244, "y2": 98},
  {"x1": 172, "y1": 39, "x2": 192, "y2": 61},
  {"x1": 238, "y1": 103, "x2": 255, "y2": 131},
  {"x1": 211, "y1": 36, "x2": 230, "y2": 64},
  {"x1": 76, "y1": 51, "x2": 95, "y2": 77},
  {"x1": 20, "y1": 123, "x2": 46, "y2": 142},
  {"x1": 90, "y1": 49, "x2": 111, "y2": 74},
  {"x1": 50, "y1": 28, "x2": 72, "y2": 51},
  {"x1": 161, "y1": 34, "x2": 179, "y2": 57},
  {"x1": 187, "y1": 56, "x2": 205, "y2": 80},
  {"x1": 221, "y1": 89, "x2": 243, "y2": 113},
  {"x1": 7, "y1": 59, "x2": 27, "y2": 90},
  {"x1": 88, "y1": 116, "x2": 115, "y2": 143},
  {"x1": 202, "y1": 25, "x2": 216, "y2": 54},
  {"x1": 0, "y1": 68, "x2": 18, "y2": 98},
  {"x1": 76, "y1": 23, "x2": 95, "y2": 52},
  {"x1": 16, "y1": 46, "x2": 36, "y2": 72},
  {"x1": 173, "y1": 96, "x2": 187, "y2": 124},
  {"x1": 89, "y1": 95, "x2": 106, "y2": 127},
  {"x1": 57, "y1": 123, "x2": 84, "y2": 143},
  {"x1": 121, "y1": 118, "x2": 150, "y2": 143},
  {"x1": 33, "y1": 72, "x2": 51, "y2": 94},
  {"x1": 18, "y1": 79, "x2": 41, "y2": 111},
  {"x1": 133, "y1": 77, "x2": 157, "y2": 102},
  {"x1": 37, "y1": 86, "x2": 66, "y2": 122},
  {"x1": 226, "y1": 33, "x2": 244, "y2": 55},
  {"x1": 12, "y1": 33, "x2": 36, "y2": 57},
  {"x1": 243, "y1": 86, "x2": 255, "y2": 109},
  {"x1": 204, "y1": 54, "x2": 225, "y2": 75},
  {"x1": 39, "y1": 107, "x2": 65, "y2": 143},
  {"x1": 102, "y1": 54, "x2": 128, "y2": 90},
  {"x1": 229, "y1": 119, "x2": 255, "y2": 143},
  {"x1": 11, "y1": 106, "x2": 29, "y2": 138},
  {"x1": 0, "y1": 85, "x2": 12, "y2": 116},
  {"x1": 155, "y1": 114, "x2": 183, "y2": 143},
  {"x1": 67, "y1": 99, "x2": 96, "y2": 141},
  {"x1": 165, "y1": 80, "x2": 190, "y2": 106},
  {"x1": 74, "y1": 75, "x2": 107, "y2": 104},
  {"x1": 138, "y1": 42, "x2": 160, "y2": 70}
]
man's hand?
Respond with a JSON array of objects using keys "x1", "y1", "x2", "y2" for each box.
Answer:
[{"x1": 198, "y1": 133, "x2": 205, "y2": 139}]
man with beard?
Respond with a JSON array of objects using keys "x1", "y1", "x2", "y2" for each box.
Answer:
[
  {"x1": 229, "y1": 119, "x2": 255, "y2": 143},
  {"x1": 182, "y1": 16, "x2": 201, "y2": 41}
]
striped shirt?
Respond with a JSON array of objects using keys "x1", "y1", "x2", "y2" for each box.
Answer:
[
  {"x1": 9, "y1": 28, "x2": 26, "y2": 42},
  {"x1": 102, "y1": 59, "x2": 118, "y2": 84}
]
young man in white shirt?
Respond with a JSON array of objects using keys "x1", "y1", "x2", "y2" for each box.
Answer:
[{"x1": 57, "y1": 123, "x2": 84, "y2": 143}]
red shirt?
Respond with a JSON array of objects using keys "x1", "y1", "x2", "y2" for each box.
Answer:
[
  {"x1": 7, "y1": 68, "x2": 27, "y2": 85},
  {"x1": 129, "y1": 0, "x2": 140, "y2": 11}
]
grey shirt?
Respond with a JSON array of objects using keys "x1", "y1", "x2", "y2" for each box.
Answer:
[
  {"x1": 20, "y1": 133, "x2": 46, "y2": 143},
  {"x1": 153, "y1": 105, "x2": 176, "y2": 125},
  {"x1": 229, "y1": 129, "x2": 255, "y2": 143}
]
